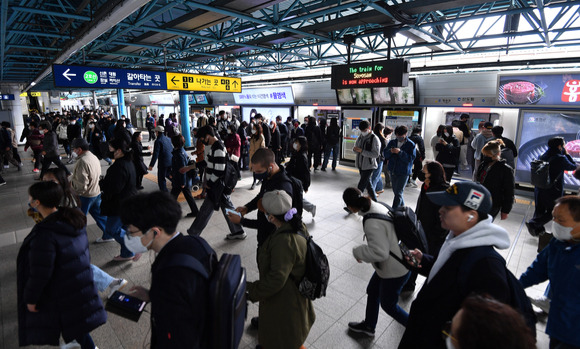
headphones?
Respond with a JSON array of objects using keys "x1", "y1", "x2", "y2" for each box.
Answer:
[{"x1": 467, "y1": 214, "x2": 475, "y2": 222}]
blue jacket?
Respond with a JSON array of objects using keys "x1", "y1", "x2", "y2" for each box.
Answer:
[
  {"x1": 171, "y1": 147, "x2": 189, "y2": 187},
  {"x1": 150, "y1": 133, "x2": 173, "y2": 168},
  {"x1": 384, "y1": 138, "x2": 416, "y2": 175},
  {"x1": 520, "y1": 239, "x2": 580, "y2": 346}
]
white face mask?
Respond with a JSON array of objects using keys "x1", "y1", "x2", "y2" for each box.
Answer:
[
  {"x1": 89, "y1": 124, "x2": 95, "y2": 129},
  {"x1": 71, "y1": 151, "x2": 79, "y2": 159},
  {"x1": 444, "y1": 132, "x2": 450, "y2": 137},
  {"x1": 251, "y1": 129, "x2": 257, "y2": 135},
  {"x1": 552, "y1": 221, "x2": 575, "y2": 241},
  {"x1": 361, "y1": 130, "x2": 370, "y2": 136},
  {"x1": 39, "y1": 129, "x2": 45, "y2": 135},
  {"x1": 445, "y1": 336, "x2": 456, "y2": 349},
  {"x1": 124, "y1": 231, "x2": 153, "y2": 254},
  {"x1": 293, "y1": 143, "x2": 299, "y2": 151},
  {"x1": 70, "y1": 121, "x2": 76, "y2": 125},
  {"x1": 227, "y1": 130, "x2": 232, "y2": 134}
]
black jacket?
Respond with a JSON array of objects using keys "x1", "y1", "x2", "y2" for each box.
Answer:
[
  {"x1": 458, "y1": 121, "x2": 471, "y2": 144},
  {"x1": 261, "y1": 122, "x2": 271, "y2": 147},
  {"x1": 409, "y1": 134, "x2": 426, "y2": 159},
  {"x1": 325, "y1": 124, "x2": 340, "y2": 145},
  {"x1": 476, "y1": 159, "x2": 515, "y2": 216},
  {"x1": 305, "y1": 124, "x2": 322, "y2": 148},
  {"x1": 113, "y1": 127, "x2": 132, "y2": 145},
  {"x1": 150, "y1": 234, "x2": 213, "y2": 349},
  {"x1": 100, "y1": 156, "x2": 137, "y2": 216},
  {"x1": 538, "y1": 148, "x2": 577, "y2": 193},
  {"x1": 17, "y1": 211, "x2": 106, "y2": 346},
  {"x1": 42, "y1": 131, "x2": 59, "y2": 157},
  {"x1": 415, "y1": 181, "x2": 449, "y2": 256},
  {"x1": 66, "y1": 123, "x2": 82, "y2": 141},
  {"x1": 435, "y1": 135, "x2": 460, "y2": 166},
  {"x1": 270, "y1": 127, "x2": 281, "y2": 151},
  {"x1": 399, "y1": 247, "x2": 510, "y2": 349},
  {"x1": 286, "y1": 152, "x2": 310, "y2": 191},
  {"x1": 131, "y1": 140, "x2": 148, "y2": 175}
]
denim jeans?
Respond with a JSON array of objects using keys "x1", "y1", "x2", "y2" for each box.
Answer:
[
  {"x1": 371, "y1": 161, "x2": 384, "y2": 192},
  {"x1": 187, "y1": 188, "x2": 244, "y2": 236},
  {"x1": 73, "y1": 333, "x2": 96, "y2": 349},
  {"x1": 79, "y1": 195, "x2": 108, "y2": 236},
  {"x1": 322, "y1": 143, "x2": 339, "y2": 170},
  {"x1": 91, "y1": 264, "x2": 114, "y2": 292},
  {"x1": 358, "y1": 169, "x2": 377, "y2": 201},
  {"x1": 365, "y1": 271, "x2": 411, "y2": 328},
  {"x1": 157, "y1": 165, "x2": 170, "y2": 192},
  {"x1": 303, "y1": 198, "x2": 315, "y2": 214},
  {"x1": 105, "y1": 215, "x2": 133, "y2": 258},
  {"x1": 390, "y1": 173, "x2": 409, "y2": 209}
]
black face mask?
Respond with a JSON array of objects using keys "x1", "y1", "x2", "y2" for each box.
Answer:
[
  {"x1": 482, "y1": 156, "x2": 493, "y2": 163},
  {"x1": 417, "y1": 172, "x2": 426, "y2": 182},
  {"x1": 108, "y1": 151, "x2": 115, "y2": 159},
  {"x1": 254, "y1": 170, "x2": 269, "y2": 181}
]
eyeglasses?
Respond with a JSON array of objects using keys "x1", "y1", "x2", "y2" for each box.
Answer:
[{"x1": 441, "y1": 321, "x2": 457, "y2": 342}]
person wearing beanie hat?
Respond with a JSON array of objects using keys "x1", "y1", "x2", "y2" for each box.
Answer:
[
  {"x1": 399, "y1": 181, "x2": 514, "y2": 349},
  {"x1": 246, "y1": 190, "x2": 315, "y2": 349},
  {"x1": 70, "y1": 138, "x2": 109, "y2": 242}
]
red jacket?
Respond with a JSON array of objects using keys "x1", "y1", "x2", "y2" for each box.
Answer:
[
  {"x1": 26, "y1": 129, "x2": 44, "y2": 152},
  {"x1": 225, "y1": 134, "x2": 241, "y2": 157}
]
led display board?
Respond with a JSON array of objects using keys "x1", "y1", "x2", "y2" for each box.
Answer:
[{"x1": 331, "y1": 58, "x2": 409, "y2": 89}]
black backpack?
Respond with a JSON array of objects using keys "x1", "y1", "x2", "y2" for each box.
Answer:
[
  {"x1": 458, "y1": 246, "x2": 537, "y2": 337},
  {"x1": 159, "y1": 247, "x2": 247, "y2": 349},
  {"x1": 222, "y1": 153, "x2": 239, "y2": 195},
  {"x1": 287, "y1": 175, "x2": 304, "y2": 216},
  {"x1": 294, "y1": 230, "x2": 330, "y2": 300},
  {"x1": 362, "y1": 202, "x2": 430, "y2": 267},
  {"x1": 530, "y1": 155, "x2": 560, "y2": 189}
]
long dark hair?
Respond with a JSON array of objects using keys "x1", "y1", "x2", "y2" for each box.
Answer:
[
  {"x1": 342, "y1": 187, "x2": 371, "y2": 212},
  {"x1": 109, "y1": 138, "x2": 133, "y2": 157},
  {"x1": 294, "y1": 136, "x2": 308, "y2": 153},
  {"x1": 29, "y1": 182, "x2": 86, "y2": 229},
  {"x1": 251, "y1": 122, "x2": 263, "y2": 141},
  {"x1": 373, "y1": 123, "x2": 385, "y2": 141},
  {"x1": 425, "y1": 161, "x2": 448, "y2": 185},
  {"x1": 43, "y1": 167, "x2": 80, "y2": 208}
]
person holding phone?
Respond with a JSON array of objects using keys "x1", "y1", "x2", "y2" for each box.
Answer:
[{"x1": 342, "y1": 187, "x2": 411, "y2": 337}]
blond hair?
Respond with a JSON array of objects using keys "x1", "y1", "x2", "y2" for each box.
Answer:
[{"x1": 482, "y1": 139, "x2": 505, "y2": 157}]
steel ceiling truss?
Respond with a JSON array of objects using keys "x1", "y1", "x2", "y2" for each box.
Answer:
[{"x1": 3, "y1": 0, "x2": 580, "y2": 87}]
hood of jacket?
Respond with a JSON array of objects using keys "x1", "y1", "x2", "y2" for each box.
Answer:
[
  {"x1": 35, "y1": 210, "x2": 82, "y2": 237},
  {"x1": 427, "y1": 216, "x2": 510, "y2": 282}
]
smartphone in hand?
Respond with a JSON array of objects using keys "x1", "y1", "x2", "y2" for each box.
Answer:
[
  {"x1": 225, "y1": 208, "x2": 241, "y2": 217},
  {"x1": 398, "y1": 240, "x2": 419, "y2": 266}
]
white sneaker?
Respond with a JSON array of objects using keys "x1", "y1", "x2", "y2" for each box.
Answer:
[
  {"x1": 530, "y1": 296, "x2": 550, "y2": 313},
  {"x1": 311, "y1": 205, "x2": 316, "y2": 218},
  {"x1": 95, "y1": 237, "x2": 115, "y2": 243},
  {"x1": 2, "y1": 165, "x2": 8, "y2": 169},
  {"x1": 108, "y1": 278, "x2": 128, "y2": 298}
]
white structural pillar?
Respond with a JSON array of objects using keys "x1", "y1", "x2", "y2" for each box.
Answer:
[
  {"x1": 0, "y1": 84, "x2": 25, "y2": 144},
  {"x1": 93, "y1": 90, "x2": 98, "y2": 110}
]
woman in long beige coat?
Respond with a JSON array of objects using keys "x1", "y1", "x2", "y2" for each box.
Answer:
[
  {"x1": 246, "y1": 190, "x2": 316, "y2": 349},
  {"x1": 249, "y1": 122, "x2": 266, "y2": 189}
]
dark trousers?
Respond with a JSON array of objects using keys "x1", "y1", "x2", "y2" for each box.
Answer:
[
  {"x1": 187, "y1": 187, "x2": 244, "y2": 236},
  {"x1": 40, "y1": 155, "x2": 70, "y2": 178},
  {"x1": 358, "y1": 169, "x2": 377, "y2": 201},
  {"x1": 171, "y1": 184, "x2": 199, "y2": 214},
  {"x1": 308, "y1": 146, "x2": 321, "y2": 169},
  {"x1": 550, "y1": 338, "x2": 580, "y2": 349},
  {"x1": 411, "y1": 156, "x2": 423, "y2": 180},
  {"x1": 364, "y1": 271, "x2": 411, "y2": 328},
  {"x1": 1, "y1": 149, "x2": 18, "y2": 167},
  {"x1": 136, "y1": 173, "x2": 144, "y2": 188},
  {"x1": 12, "y1": 147, "x2": 21, "y2": 163},
  {"x1": 63, "y1": 139, "x2": 71, "y2": 156},
  {"x1": 530, "y1": 187, "x2": 562, "y2": 228},
  {"x1": 157, "y1": 165, "x2": 170, "y2": 192},
  {"x1": 32, "y1": 150, "x2": 42, "y2": 169},
  {"x1": 147, "y1": 127, "x2": 156, "y2": 142},
  {"x1": 322, "y1": 142, "x2": 339, "y2": 170},
  {"x1": 443, "y1": 166, "x2": 455, "y2": 182},
  {"x1": 73, "y1": 333, "x2": 95, "y2": 349}
]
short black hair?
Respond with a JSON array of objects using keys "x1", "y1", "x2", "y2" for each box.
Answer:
[
  {"x1": 412, "y1": 126, "x2": 422, "y2": 134},
  {"x1": 395, "y1": 125, "x2": 408, "y2": 136},
  {"x1": 29, "y1": 181, "x2": 63, "y2": 208},
  {"x1": 342, "y1": 187, "x2": 371, "y2": 212},
  {"x1": 196, "y1": 125, "x2": 215, "y2": 139},
  {"x1": 358, "y1": 120, "x2": 370, "y2": 131},
  {"x1": 171, "y1": 134, "x2": 185, "y2": 148},
  {"x1": 460, "y1": 113, "x2": 470, "y2": 119},
  {"x1": 547, "y1": 136, "x2": 565, "y2": 150},
  {"x1": 39, "y1": 121, "x2": 51, "y2": 130},
  {"x1": 491, "y1": 126, "x2": 504, "y2": 136},
  {"x1": 251, "y1": 148, "x2": 275, "y2": 168},
  {"x1": 120, "y1": 191, "x2": 182, "y2": 234},
  {"x1": 1, "y1": 121, "x2": 10, "y2": 128}
]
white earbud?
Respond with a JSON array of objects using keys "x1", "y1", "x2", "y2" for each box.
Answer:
[{"x1": 467, "y1": 214, "x2": 474, "y2": 222}]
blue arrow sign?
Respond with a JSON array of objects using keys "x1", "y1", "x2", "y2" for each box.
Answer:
[{"x1": 53, "y1": 64, "x2": 167, "y2": 90}]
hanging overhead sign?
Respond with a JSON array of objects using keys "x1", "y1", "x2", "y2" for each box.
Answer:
[
  {"x1": 30, "y1": 92, "x2": 41, "y2": 97},
  {"x1": 53, "y1": 64, "x2": 241, "y2": 93},
  {"x1": 331, "y1": 58, "x2": 410, "y2": 89},
  {"x1": 233, "y1": 86, "x2": 294, "y2": 105},
  {"x1": 0, "y1": 94, "x2": 15, "y2": 100},
  {"x1": 166, "y1": 72, "x2": 241, "y2": 92}
]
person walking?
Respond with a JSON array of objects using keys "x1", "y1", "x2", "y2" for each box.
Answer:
[
  {"x1": 130, "y1": 131, "x2": 149, "y2": 190},
  {"x1": 148, "y1": 126, "x2": 173, "y2": 192},
  {"x1": 353, "y1": 120, "x2": 380, "y2": 202},
  {"x1": 371, "y1": 123, "x2": 387, "y2": 195},
  {"x1": 286, "y1": 136, "x2": 316, "y2": 217},
  {"x1": 38, "y1": 121, "x2": 70, "y2": 179},
  {"x1": 321, "y1": 117, "x2": 340, "y2": 171},
  {"x1": 457, "y1": 114, "x2": 471, "y2": 170},
  {"x1": 384, "y1": 125, "x2": 416, "y2": 209},
  {"x1": 170, "y1": 135, "x2": 199, "y2": 218},
  {"x1": 225, "y1": 124, "x2": 242, "y2": 179},
  {"x1": 305, "y1": 116, "x2": 323, "y2": 171},
  {"x1": 408, "y1": 126, "x2": 425, "y2": 188},
  {"x1": 25, "y1": 121, "x2": 43, "y2": 173},
  {"x1": 66, "y1": 116, "x2": 82, "y2": 164}
]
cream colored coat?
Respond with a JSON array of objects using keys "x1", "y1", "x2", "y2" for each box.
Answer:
[{"x1": 71, "y1": 151, "x2": 102, "y2": 198}]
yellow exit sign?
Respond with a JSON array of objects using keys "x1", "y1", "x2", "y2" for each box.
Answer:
[
  {"x1": 386, "y1": 110, "x2": 415, "y2": 117},
  {"x1": 166, "y1": 73, "x2": 241, "y2": 92},
  {"x1": 30, "y1": 92, "x2": 41, "y2": 97}
]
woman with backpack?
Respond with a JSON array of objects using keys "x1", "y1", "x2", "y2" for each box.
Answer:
[
  {"x1": 342, "y1": 187, "x2": 411, "y2": 337},
  {"x1": 246, "y1": 190, "x2": 315, "y2": 349},
  {"x1": 475, "y1": 139, "x2": 515, "y2": 221}
]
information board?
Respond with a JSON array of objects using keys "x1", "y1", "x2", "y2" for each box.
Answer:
[
  {"x1": 166, "y1": 73, "x2": 240, "y2": 92},
  {"x1": 331, "y1": 59, "x2": 409, "y2": 89},
  {"x1": 0, "y1": 94, "x2": 15, "y2": 100},
  {"x1": 233, "y1": 86, "x2": 294, "y2": 105}
]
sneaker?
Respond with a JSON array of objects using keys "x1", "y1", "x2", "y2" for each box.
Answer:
[
  {"x1": 95, "y1": 237, "x2": 115, "y2": 243},
  {"x1": 525, "y1": 222, "x2": 544, "y2": 237},
  {"x1": 225, "y1": 232, "x2": 247, "y2": 240},
  {"x1": 186, "y1": 211, "x2": 198, "y2": 218},
  {"x1": 112, "y1": 255, "x2": 134, "y2": 262},
  {"x1": 348, "y1": 321, "x2": 375, "y2": 337},
  {"x1": 311, "y1": 205, "x2": 316, "y2": 218},
  {"x1": 3, "y1": 165, "x2": 8, "y2": 169},
  {"x1": 344, "y1": 207, "x2": 351, "y2": 214},
  {"x1": 250, "y1": 184, "x2": 255, "y2": 190},
  {"x1": 32, "y1": 168, "x2": 40, "y2": 173},
  {"x1": 0, "y1": 181, "x2": 6, "y2": 187},
  {"x1": 321, "y1": 168, "x2": 326, "y2": 171},
  {"x1": 408, "y1": 181, "x2": 418, "y2": 188},
  {"x1": 19, "y1": 163, "x2": 23, "y2": 167},
  {"x1": 530, "y1": 296, "x2": 550, "y2": 313},
  {"x1": 108, "y1": 278, "x2": 128, "y2": 298},
  {"x1": 67, "y1": 159, "x2": 74, "y2": 164}
]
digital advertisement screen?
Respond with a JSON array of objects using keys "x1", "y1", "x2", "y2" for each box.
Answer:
[
  {"x1": 242, "y1": 107, "x2": 291, "y2": 123},
  {"x1": 336, "y1": 89, "x2": 353, "y2": 104},
  {"x1": 194, "y1": 94, "x2": 208, "y2": 104},
  {"x1": 233, "y1": 86, "x2": 294, "y2": 105},
  {"x1": 336, "y1": 88, "x2": 372, "y2": 105},
  {"x1": 516, "y1": 110, "x2": 580, "y2": 190},
  {"x1": 372, "y1": 79, "x2": 416, "y2": 105},
  {"x1": 498, "y1": 73, "x2": 580, "y2": 107},
  {"x1": 149, "y1": 93, "x2": 174, "y2": 105}
]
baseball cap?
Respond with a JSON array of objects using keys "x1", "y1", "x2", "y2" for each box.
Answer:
[
  {"x1": 154, "y1": 125, "x2": 164, "y2": 132},
  {"x1": 262, "y1": 190, "x2": 292, "y2": 215},
  {"x1": 427, "y1": 182, "x2": 492, "y2": 215},
  {"x1": 484, "y1": 122, "x2": 493, "y2": 129}
]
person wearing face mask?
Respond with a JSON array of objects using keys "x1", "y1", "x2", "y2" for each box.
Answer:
[
  {"x1": 286, "y1": 136, "x2": 316, "y2": 217},
  {"x1": 225, "y1": 124, "x2": 242, "y2": 180},
  {"x1": 186, "y1": 126, "x2": 246, "y2": 239},
  {"x1": 474, "y1": 139, "x2": 515, "y2": 221},
  {"x1": 353, "y1": 120, "x2": 380, "y2": 202},
  {"x1": 443, "y1": 294, "x2": 536, "y2": 349},
  {"x1": 249, "y1": 122, "x2": 266, "y2": 190},
  {"x1": 435, "y1": 125, "x2": 461, "y2": 182},
  {"x1": 66, "y1": 116, "x2": 82, "y2": 164},
  {"x1": 305, "y1": 116, "x2": 323, "y2": 171},
  {"x1": 526, "y1": 137, "x2": 578, "y2": 240},
  {"x1": 17, "y1": 181, "x2": 106, "y2": 349},
  {"x1": 471, "y1": 122, "x2": 495, "y2": 178},
  {"x1": 148, "y1": 125, "x2": 173, "y2": 192},
  {"x1": 25, "y1": 121, "x2": 44, "y2": 173},
  {"x1": 120, "y1": 191, "x2": 215, "y2": 349},
  {"x1": 99, "y1": 138, "x2": 141, "y2": 262},
  {"x1": 431, "y1": 124, "x2": 446, "y2": 160},
  {"x1": 246, "y1": 190, "x2": 315, "y2": 349},
  {"x1": 520, "y1": 195, "x2": 580, "y2": 349},
  {"x1": 38, "y1": 121, "x2": 71, "y2": 179},
  {"x1": 384, "y1": 125, "x2": 416, "y2": 208},
  {"x1": 399, "y1": 182, "x2": 514, "y2": 349}
]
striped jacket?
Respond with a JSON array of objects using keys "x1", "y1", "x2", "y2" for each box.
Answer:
[{"x1": 206, "y1": 140, "x2": 227, "y2": 185}]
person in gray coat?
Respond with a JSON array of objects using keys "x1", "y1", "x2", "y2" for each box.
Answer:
[{"x1": 353, "y1": 120, "x2": 380, "y2": 202}]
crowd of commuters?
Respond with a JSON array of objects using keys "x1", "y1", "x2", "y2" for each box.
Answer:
[{"x1": 5, "y1": 108, "x2": 580, "y2": 349}]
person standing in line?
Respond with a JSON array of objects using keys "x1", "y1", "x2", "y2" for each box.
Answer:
[
  {"x1": 216, "y1": 110, "x2": 230, "y2": 140},
  {"x1": 457, "y1": 114, "x2": 471, "y2": 171},
  {"x1": 382, "y1": 126, "x2": 394, "y2": 189},
  {"x1": 170, "y1": 134, "x2": 199, "y2": 218},
  {"x1": 130, "y1": 131, "x2": 149, "y2": 190},
  {"x1": 430, "y1": 125, "x2": 446, "y2": 160},
  {"x1": 384, "y1": 125, "x2": 416, "y2": 209},
  {"x1": 435, "y1": 125, "x2": 460, "y2": 182},
  {"x1": 146, "y1": 112, "x2": 156, "y2": 142},
  {"x1": 0, "y1": 121, "x2": 21, "y2": 171},
  {"x1": 343, "y1": 187, "x2": 411, "y2": 336},
  {"x1": 186, "y1": 126, "x2": 246, "y2": 239},
  {"x1": 3, "y1": 122, "x2": 22, "y2": 167},
  {"x1": 270, "y1": 120, "x2": 282, "y2": 165},
  {"x1": 237, "y1": 121, "x2": 249, "y2": 171},
  {"x1": 257, "y1": 114, "x2": 271, "y2": 149},
  {"x1": 370, "y1": 123, "x2": 387, "y2": 195},
  {"x1": 38, "y1": 121, "x2": 70, "y2": 179},
  {"x1": 225, "y1": 124, "x2": 242, "y2": 179},
  {"x1": 408, "y1": 126, "x2": 425, "y2": 188},
  {"x1": 276, "y1": 116, "x2": 288, "y2": 162},
  {"x1": 471, "y1": 121, "x2": 495, "y2": 177},
  {"x1": 249, "y1": 122, "x2": 266, "y2": 190},
  {"x1": 475, "y1": 140, "x2": 515, "y2": 221},
  {"x1": 321, "y1": 117, "x2": 340, "y2": 171},
  {"x1": 148, "y1": 126, "x2": 173, "y2": 192},
  {"x1": 17, "y1": 181, "x2": 106, "y2": 349},
  {"x1": 100, "y1": 138, "x2": 141, "y2": 262},
  {"x1": 353, "y1": 120, "x2": 380, "y2": 202},
  {"x1": 491, "y1": 126, "x2": 518, "y2": 169},
  {"x1": 305, "y1": 116, "x2": 323, "y2": 171}
]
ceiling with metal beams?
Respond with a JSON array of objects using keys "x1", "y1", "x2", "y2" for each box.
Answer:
[{"x1": 2, "y1": 0, "x2": 580, "y2": 90}]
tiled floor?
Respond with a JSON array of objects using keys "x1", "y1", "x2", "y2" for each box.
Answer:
[{"x1": 0, "y1": 142, "x2": 550, "y2": 349}]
